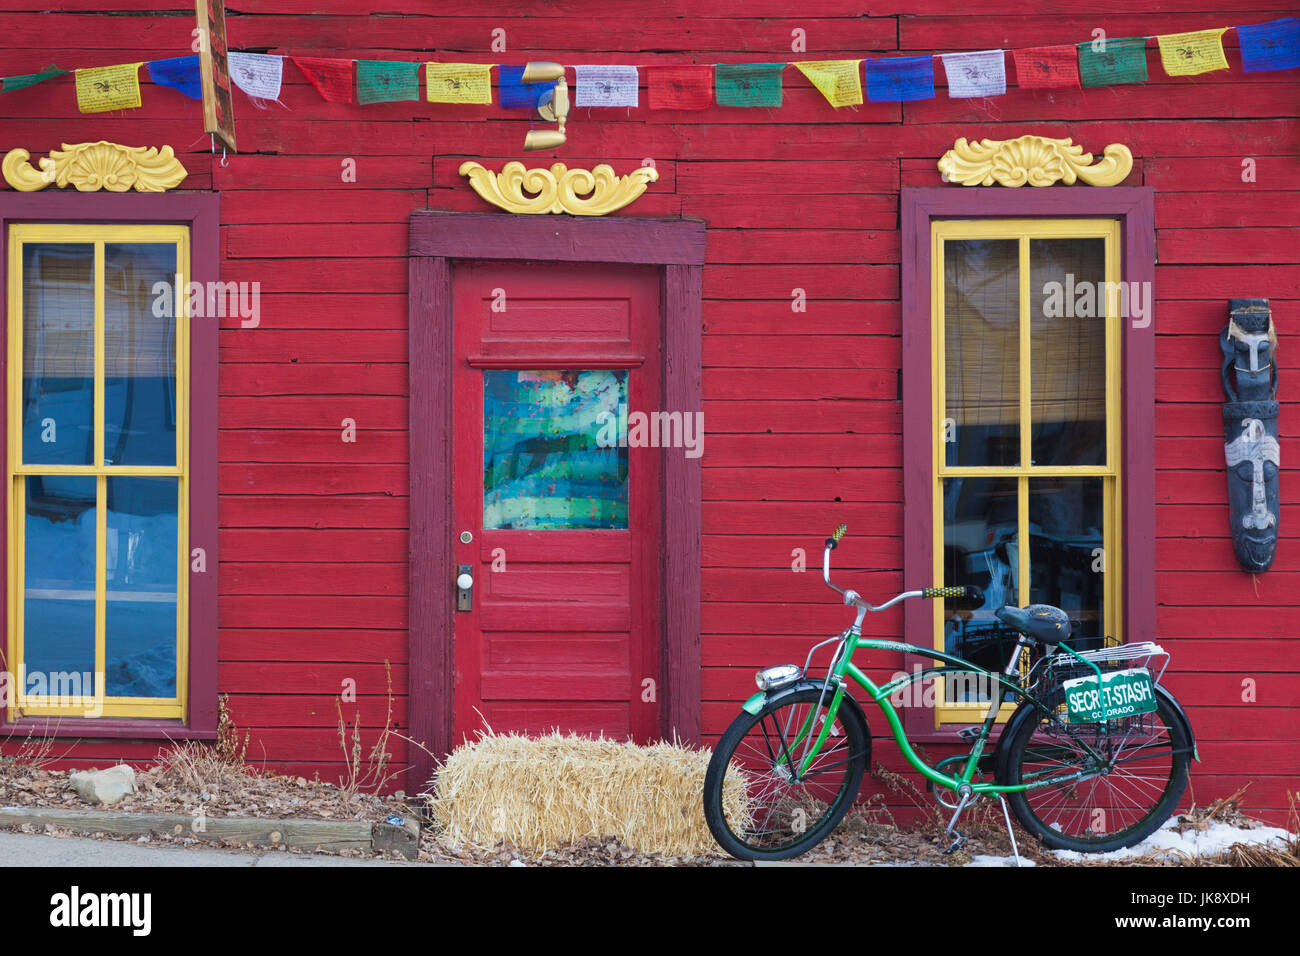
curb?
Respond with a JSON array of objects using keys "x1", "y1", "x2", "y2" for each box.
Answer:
[{"x1": 0, "y1": 806, "x2": 418, "y2": 857}]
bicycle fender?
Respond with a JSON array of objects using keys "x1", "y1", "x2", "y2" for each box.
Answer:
[
  {"x1": 1155, "y1": 685, "x2": 1199, "y2": 762},
  {"x1": 744, "y1": 680, "x2": 872, "y2": 735}
]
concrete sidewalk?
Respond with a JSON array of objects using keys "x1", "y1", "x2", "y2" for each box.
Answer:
[{"x1": 0, "y1": 831, "x2": 427, "y2": 867}]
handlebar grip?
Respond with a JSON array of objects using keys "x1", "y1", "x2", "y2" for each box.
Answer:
[
  {"x1": 923, "y1": 585, "x2": 985, "y2": 604},
  {"x1": 825, "y1": 523, "x2": 848, "y2": 550}
]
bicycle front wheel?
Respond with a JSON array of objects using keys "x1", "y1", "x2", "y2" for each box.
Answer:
[
  {"x1": 1001, "y1": 687, "x2": 1190, "y2": 853},
  {"x1": 703, "y1": 687, "x2": 869, "y2": 861}
]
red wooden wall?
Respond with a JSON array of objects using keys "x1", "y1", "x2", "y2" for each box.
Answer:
[{"x1": 1, "y1": 1, "x2": 1297, "y2": 824}]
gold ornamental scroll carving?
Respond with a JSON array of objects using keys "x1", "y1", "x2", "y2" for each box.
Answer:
[
  {"x1": 3, "y1": 141, "x2": 188, "y2": 192},
  {"x1": 938, "y1": 135, "x2": 1133, "y2": 187},
  {"x1": 459, "y1": 161, "x2": 659, "y2": 216}
]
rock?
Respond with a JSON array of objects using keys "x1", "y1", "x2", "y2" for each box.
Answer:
[{"x1": 68, "y1": 765, "x2": 137, "y2": 806}]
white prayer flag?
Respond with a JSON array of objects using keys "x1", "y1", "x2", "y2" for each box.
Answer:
[
  {"x1": 229, "y1": 52, "x2": 284, "y2": 105},
  {"x1": 574, "y1": 65, "x2": 639, "y2": 107},
  {"x1": 939, "y1": 50, "x2": 1006, "y2": 98}
]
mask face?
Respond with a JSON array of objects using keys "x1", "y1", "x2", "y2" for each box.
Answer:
[
  {"x1": 1221, "y1": 299, "x2": 1280, "y2": 573},
  {"x1": 1225, "y1": 419, "x2": 1280, "y2": 572}
]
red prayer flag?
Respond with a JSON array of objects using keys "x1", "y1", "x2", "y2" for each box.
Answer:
[
  {"x1": 292, "y1": 56, "x2": 355, "y2": 103},
  {"x1": 648, "y1": 65, "x2": 713, "y2": 110},
  {"x1": 1012, "y1": 45, "x2": 1080, "y2": 88}
]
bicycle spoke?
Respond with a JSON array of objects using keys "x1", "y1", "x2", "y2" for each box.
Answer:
[
  {"x1": 1014, "y1": 700, "x2": 1182, "y2": 845},
  {"x1": 713, "y1": 693, "x2": 865, "y2": 853}
]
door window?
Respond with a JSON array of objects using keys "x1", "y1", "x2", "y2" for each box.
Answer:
[{"x1": 482, "y1": 368, "x2": 628, "y2": 530}]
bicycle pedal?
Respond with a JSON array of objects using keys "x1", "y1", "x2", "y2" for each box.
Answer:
[
  {"x1": 941, "y1": 832, "x2": 966, "y2": 855},
  {"x1": 956, "y1": 726, "x2": 981, "y2": 742}
]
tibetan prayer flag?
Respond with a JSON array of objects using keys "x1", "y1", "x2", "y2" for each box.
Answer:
[
  {"x1": 1238, "y1": 18, "x2": 1300, "y2": 73},
  {"x1": 2, "y1": 65, "x2": 66, "y2": 92},
  {"x1": 865, "y1": 55, "x2": 934, "y2": 101},
  {"x1": 794, "y1": 60, "x2": 862, "y2": 108},
  {"x1": 574, "y1": 65, "x2": 639, "y2": 107},
  {"x1": 498, "y1": 65, "x2": 556, "y2": 109},
  {"x1": 357, "y1": 60, "x2": 420, "y2": 104},
  {"x1": 425, "y1": 63, "x2": 492, "y2": 104},
  {"x1": 939, "y1": 50, "x2": 1006, "y2": 98},
  {"x1": 292, "y1": 56, "x2": 355, "y2": 103},
  {"x1": 229, "y1": 53, "x2": 283, "y2": 105},
  {"x1": 148, "y1": 56, "x2": 203, "y2": 100},
  {"x1": 648, "y1": 65, "x2": 713, "y2": 109},
  {"x1": 1077, "y1": 37, "x2": 1149, "y2": 87},
  {"x1": 715, "y1": 62, "x2": 784, "y2": 107},
  {"x1": 1013, "y1": 45, "x2": 1080, "y2": 88},
  {"x1": 75, "y1": 62, "x2": 142, "y2": 113},
  {"x1": 1157, "y1": 28, "x2": 1229, "y2": 76}
]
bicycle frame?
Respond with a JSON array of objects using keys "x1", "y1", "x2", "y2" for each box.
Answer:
[
  {"x1": 744, "y1": 556, "x2": 1119, "y2": 798},
  {"x1": 762, "y1": 629, "x2": 1084, "y2": 797}
]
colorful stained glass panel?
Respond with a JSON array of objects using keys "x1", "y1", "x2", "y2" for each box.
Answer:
[{"x1": 483, "y1": 369, "x2": 628, "y2": 530}]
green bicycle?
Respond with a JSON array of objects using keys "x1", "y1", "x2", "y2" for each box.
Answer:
[{"x1": 703, "y1": 525, "x2": 1197, "y2": 862}]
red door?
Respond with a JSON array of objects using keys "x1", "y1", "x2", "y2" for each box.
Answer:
[{"x1": 451, "y1": 261, "x2": 662, "y2": 744}]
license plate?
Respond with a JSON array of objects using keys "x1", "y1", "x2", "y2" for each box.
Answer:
[{"x1": 1062, "y1": 668, "x2": 1157, "y2": 724}]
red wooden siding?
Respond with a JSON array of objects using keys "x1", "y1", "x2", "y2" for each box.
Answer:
[{"x1": 1, "y1": 2, "x2": 1297, "y2": 823}]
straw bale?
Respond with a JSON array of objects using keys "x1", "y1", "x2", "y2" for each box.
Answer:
[{"x1": 427, "y1": 731, "x2": 750, "y2": 856}]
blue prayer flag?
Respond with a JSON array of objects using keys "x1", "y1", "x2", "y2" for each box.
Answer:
[
  {"x1": 148, "y1": 56, "x2": 203, "y2": 100},
  {"x1": 1238, "y1": 18, "x2": 1299, "y2": 73},
  {"x1": 498, "y1": 65, "x2": 555, "y2": 109},
  {"x1": 865, "y1": 56, "x2": 935, "y2": 102}
]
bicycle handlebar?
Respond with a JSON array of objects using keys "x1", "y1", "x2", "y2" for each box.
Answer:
[{"x1": 822, "y1": 525, "x2": 984, "y2": 611}]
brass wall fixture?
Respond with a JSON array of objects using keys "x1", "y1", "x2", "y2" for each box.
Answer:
[{"x1": 521, "y1": 62, "x2": 569, "y2": 151}]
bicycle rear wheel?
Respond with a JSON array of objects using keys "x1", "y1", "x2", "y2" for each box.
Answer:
[
  {"x1": 1001, "y1": 687, "x2": 1190, "y2": 853},
  {"x1": 703, "y1": 687, "x2": 869, "y2": 861}
]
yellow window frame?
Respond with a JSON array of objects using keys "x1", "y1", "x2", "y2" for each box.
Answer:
[
  {"x1": 6, "y1": 223, "x2": 189, "y2": 719},
  {"x1": 930, "y1": 218, "x2": 1122, "y2": 727}
]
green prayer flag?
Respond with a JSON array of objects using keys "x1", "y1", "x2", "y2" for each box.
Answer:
[
  {"x1": 715, "y1": 62, "x2": 784, "y2": 107},
  {"x1": 356, "y1": 60, "x2": 419, "y2": 104},
  {"x1": 2, "y1": 66, "x2": 67, "y2": 93},
  {"x1": 1077, "y1": 38, "x2": 1148, "y2": 88}
]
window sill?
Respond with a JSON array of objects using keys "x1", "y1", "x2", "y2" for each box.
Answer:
[{"x1": 0, "y1": 716, "x2": 216, "y2": 741}]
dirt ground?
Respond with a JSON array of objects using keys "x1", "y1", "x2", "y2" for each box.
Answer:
[{"x1": 3, "y1": 745, "x2": 1293, "y2": 867}]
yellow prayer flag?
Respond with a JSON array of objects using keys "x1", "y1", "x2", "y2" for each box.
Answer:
[
  {"x1": 75, "y1": 62, "x2": 143, "y2": 113},
  {"x1": 426, "y1": 63, "x2": 492, "y2": 104},
  {"x1": 1157, "y1": 28, "x2": 1229, "y2": 76},
  {"x1": 794, "y1": 60, "x2": 863, "y2": 107}
]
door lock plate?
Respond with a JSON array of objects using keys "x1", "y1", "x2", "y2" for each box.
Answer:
[{"x1": 456, "y1": 563, "x2": 474, "y2": 611}]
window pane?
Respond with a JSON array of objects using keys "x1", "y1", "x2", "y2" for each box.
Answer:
[
  {"x1": 105, "y1": 477, "x2": 178, "y2": 698},
  {"x1": 1030, "y1": 238, "x2": 1107, "y2": 466},
  {"x1": 483, "y1": 369, "x2": 628, "y2": 530},
  {"x1": 944, "y1": 239, "x2": 1020, "y2": 467},
  {"x1": 105, "y1": 244, "x2": 178, "y2": 466},
  {"x1": 1028, "y1": 477, "x2": 1106, "y2": 651},
  {"x1": 23, "y1": 476, "x2": 97, "y2": 694},
  {"x1": 941, "y1": 477, "x2": 1019, "y2": 687},
  {"x1": 22, "y1": 244, "x2": 95, "y2": 466}
]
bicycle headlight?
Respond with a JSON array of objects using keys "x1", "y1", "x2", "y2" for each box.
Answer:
[{"x1": 755, "y1": 664, "x2": 803, "y2": 691}]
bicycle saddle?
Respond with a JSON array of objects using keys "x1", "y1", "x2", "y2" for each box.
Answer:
[{"x1": 995, "y1": 604, "x2": 1071, "y2": 645}]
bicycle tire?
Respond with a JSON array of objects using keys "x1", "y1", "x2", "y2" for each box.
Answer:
[
  {"x1": 1001, "y1": 686, "x2": 1190, "y2": 853},
  {"x1": 703, "y1": 687, "x2": 869, "y2": 861}
]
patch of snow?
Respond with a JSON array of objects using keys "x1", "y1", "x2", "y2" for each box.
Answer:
[
  {"x1": 1054, "y1": 816, "x2": 1291, "y2": 863},
  {"x1": 966, "y1": 854, "x2": 1036, "y2": 867}
]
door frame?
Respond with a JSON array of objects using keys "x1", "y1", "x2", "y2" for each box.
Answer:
[{"x1": 407, "y1": 211, "x2": 706, "y2": 791}]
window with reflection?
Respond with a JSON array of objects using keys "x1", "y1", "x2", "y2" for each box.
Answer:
[
  {"x1": 934, "y1": 221, "x2": 1120, "y2": 717},
  {"x1": 8, "y1": 225, "x2": 188, "y2": 719}
]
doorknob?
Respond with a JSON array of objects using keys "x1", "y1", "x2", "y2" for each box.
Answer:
[{"x1": 456, "y1": 564, "x2": 474, "y2": 612}]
